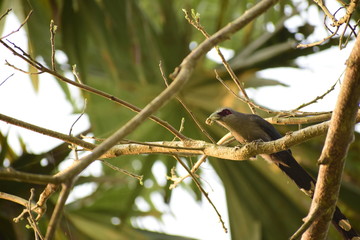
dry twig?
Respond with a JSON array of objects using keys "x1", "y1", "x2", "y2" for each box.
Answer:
[
  {"x1": 0, "y1": 39, "x2": 187, "y2": 141},
  {"x1": 183, "y1": 9, "x2": 256, "y2": 114},
  {"x1": 0, "y1": 10, "x2": 33, "y2": 40},
  {"x1": 159, "y1": 61, "x2": 216, "y2": 143}
]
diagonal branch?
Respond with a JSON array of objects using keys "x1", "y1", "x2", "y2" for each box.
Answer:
[
  {"x1": 53, "y1": 0, "x2": 281, "y2": 181},
  {"x1": 0, "y1": 39, "x2": 187, "y2": 141},
  {"x1": 44, "y1": 182, "x2": 73, "y2": 240},
  {"x1": 302, "y1": 31, "x2": 360, "y2": 240},
  {"x1": 0, "y1": 10, "x2": 33, "y2": 40}
]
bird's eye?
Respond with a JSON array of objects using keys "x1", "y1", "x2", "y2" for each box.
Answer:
[{"x1": 218, "y1": 109, "x2": 232, "y2": 116}]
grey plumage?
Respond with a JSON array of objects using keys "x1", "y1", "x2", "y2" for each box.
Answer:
[{"x1": 207, "y1": 107, "x2": 359, "y2": 240}]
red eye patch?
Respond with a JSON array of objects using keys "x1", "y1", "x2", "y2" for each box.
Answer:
[{"x1": 218, "y1": 109, "x2": 232, "y2": 116}]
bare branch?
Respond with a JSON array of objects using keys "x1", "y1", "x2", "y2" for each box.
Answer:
[
  {"x1": 0, "y1": 73, "x2": 14, "y2": 87},
  {"x1": 290, "y1": 207, "x2": 322, "y2": 240},
  {"x1": 0, "y1": 8, "x2": 12, "y2": 22},
  {"x1": 0, "y1": 168, "x2": 59, "y2": 184},
  {"x1": 265, "y1": 112, "x2": 333, "y2": 125},
  {"x1": 0, "y1": 10, "x2": 33, "y2": 40},
  {"x1": 298, "y1": 0, "x2": 359, "y2": 48},
  {"x1": 49, "y1": 20, "x2": 57, "y2": 71},
  {"x1": 53, "y1": 0, "x2": 281, "y2": 183},
  {"x1": 0, "y1": 39, "x2": 187, "y2": 141},
  {"x1": 44, "y1": 183, "x2": 72, "y2": 240},
  {"x1": 0, "y1": 191, "x2": 34, "y2": 208},
  {"x1": 183, "y1": 9, "x2": 256, "y2": 114},
  {"x1": 214, "y1": 69, "x2": 273, "y2": 113},
  {"x1": 333, "y1": 0, "x2": 359, "y2": 26},
  {"x1": 0, "y1": 113, "x2": 96, "y2": 151},
  {"x1": 103, "y1": 118, "x2": 333, "y2": 160},
  {"x1": 159, "y1": 61, "x2": 215, "y2": 143},
  {"x1": 172, "y1": 155, "x2": 228, "y2": 233},
  {"x1": 101, "y1": 160, "x2": 143, "y2": 184},
  {"x1": 5, "y1": 60, "x2": 44, "y2": 74},
  {"x1": 292, "y1": 79, "x2": 339, "y2": 111},
  {"x1": 169, "y1": 132, "x2": 233, "y2": 189},
  {"x1": 302, "y1": 29, "x2": 360, "y2": 240},
  {"x1": 297, "y1": 27, "x2": 339, "y2": 48}
]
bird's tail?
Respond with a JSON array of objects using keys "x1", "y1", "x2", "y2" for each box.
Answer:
[{"x1": 271, "y1": 151, "x2": 359, "y2": 240}]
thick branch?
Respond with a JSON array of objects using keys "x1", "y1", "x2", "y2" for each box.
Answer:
[
  {"x1": 44, "y1": 183, "x2": 73, "y2": 240},
  {"x1": 266, "y1": 113, "x2": 333, "y2": 125},
  {"x1": 1, "y1": 111, "x2": 359, "y2": 186},
  {"x1": 54, "y1": 0, "x2": 280, "y2": 182},
  {"x1": 103, "y1": 118, "x2": 334, "y2": 160},
  {"x1": 302, "y1": 34, "x2": 360, "y2": 239},
  {"x1": 0, "y1": 168, "x2": 59, "y2": 184}
]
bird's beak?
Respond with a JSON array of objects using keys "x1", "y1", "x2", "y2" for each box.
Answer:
[{"x1": 205, "y1": 112, "x2": 220, "y2": 125}]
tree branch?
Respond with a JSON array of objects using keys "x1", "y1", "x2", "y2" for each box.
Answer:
[
  {"x1": 103, "y1": 116, "x2": 346, "y2": 160},
  {"x1": 44, "y1": 182, "x2": 73, "y2": 240},
  {"x1": 0, "y1": 113, "x2": 96, "y2": 151},
  {"x1": 0, "y1": 39, "x2": 187, "y2": 141},
  {"x1": 0, "y1": 118, "x2": 339, "y2": 184},
  {"x1": 53, "y1": 0, "x2": 280, "y2": 182},
  {"x1": 0, "y1": 168, "x2": 59, "y2": 184},
  {"x1": 302, "y1": 32, "x2": 360, "y2": 240}
]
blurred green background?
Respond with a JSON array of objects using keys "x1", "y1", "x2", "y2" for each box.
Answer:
[{"x1": 0, "y1": 0, "x2": 359, "y2": 239}]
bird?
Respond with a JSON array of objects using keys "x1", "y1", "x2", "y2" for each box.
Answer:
[{"x1": 206, "y1": 107, "x2": 359, "y2": 240}]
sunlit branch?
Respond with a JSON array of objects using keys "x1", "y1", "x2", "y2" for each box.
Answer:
[
  {"x1": 0, "y1": 113, "x2": 96, "y2": 151},
  {"x1": 183, "y1": 9, "x2": 256, "y2": 114},
  {"x1": 0, "y1": 39, "x2": 188, "y2": 141}
]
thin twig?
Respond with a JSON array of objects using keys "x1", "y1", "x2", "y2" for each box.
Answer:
[
  {"x1": 290, "y1": 207, "x2": 321, "y2": 240},
  {"x1": 5, "y1": 60, "x2": 44, "y2": 75},
  {"x1": 297, "y1": 27, "x2": 339, "y2": 48},
  {"x1": 0, "y1": 8, "x2": 12, "y2": 22},
  {"x1": 214, "y1": 70, "x2": 273, "y2": 113},
  {"x1": 333, "y1": 0, "x2": 359, "y2": 27},
  {"x1": 69, "y1": 98, "x2": 87, "y2": 160},
  {"x1": 292, "y1": 79, "x2": 339, "y2": 111},
  {"x1": 0, "y1": 10, "x2": 33, "y2": 40},
  {"x1": 313, "y1": 0, "x2": 337, "y2": 24},
  {"x1": 0, "y1": 73, "x2": 14, "y2": 87},
  {"x1": 0, "y1": 191, "x2": 35, "y2": 208},
  {"x1": 339, "y1": 16, "x2": 353, "y2": 49},
  {"x1": 159, "y1": 61, "x2": 216, "y2": 143},
  {"x1": 58, "y1": 0, "x2": 283, "y2": 178},
  {"x1": 69, "y1": 99, "x2": 87, "y2": 137},
  {"x1": 5, "y1": 40, "x2": 43, "y2": 68},
  {"x1": 298, "y1": 0, "x2": 359, "y2": 48},
  {"x1": 72, "y1": 64, "x2": 83, "y2": 84},
  {"x1": 26, "y1": 189, "x2": 44, "y2": 240},
  {"x1": 183, "y1": 9, "x2": 256, "y2": 114},
  {"x1": 172, "y1": 155, "x2": 228, "y2": 233},
  {"x1": 0, "y1": 39, "x2": 187, "y2": 141},
  {"x1": 169, "y1": 132, "x2": 233, "y2": 189},
  {"x1": 101, "y1": 160, "x2": 143, "y2": 185},
  {"x1": 49, "y1": 20, "x2": 57, "y2": 71}
]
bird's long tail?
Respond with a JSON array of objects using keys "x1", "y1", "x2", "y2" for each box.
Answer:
[{"x1": 271, "y1": 150, "x2": 359, "y2": 240}]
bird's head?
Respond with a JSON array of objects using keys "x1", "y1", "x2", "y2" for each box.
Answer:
[{"x1": 205, "y1": 108, "x2": 236, "y2": 126}]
